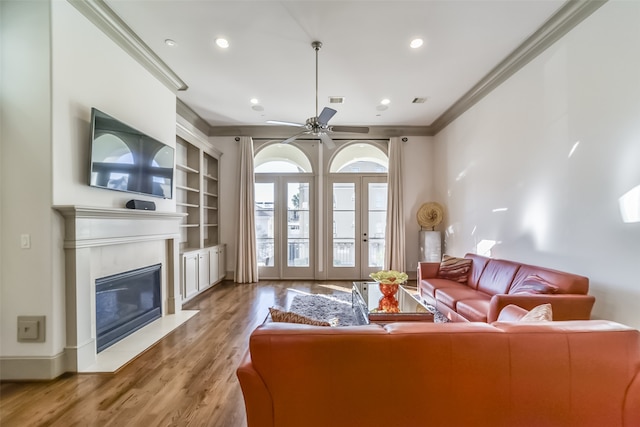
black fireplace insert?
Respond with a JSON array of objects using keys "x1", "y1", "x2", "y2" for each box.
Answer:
[{"x1": 95, "y1": 264, "x2": 162, "y2": 352}]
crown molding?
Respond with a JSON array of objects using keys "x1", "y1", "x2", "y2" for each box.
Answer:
[
  {"x1": 430, "y1": 0, "x2": 608, "y2": 134},
  {"x1": 176, "y1": 99, "x2": 210, "y2": 136},
  {"x1": 208, "y1": 125, "x2": 434, "y2": 138},
  {"x1": 68, "y1": 0, "x2": 188, "y2": 93}
]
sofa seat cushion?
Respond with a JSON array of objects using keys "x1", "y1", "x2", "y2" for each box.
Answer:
[
  {"x1": 419, "y1": 278, "x2": 464, "y2": 299},
  {"x1": 456, "y1": 297, "x2": 492, "y2": 322},
  {"x1": 435, "y1": 287, "x2": 488, "y2": 311}
]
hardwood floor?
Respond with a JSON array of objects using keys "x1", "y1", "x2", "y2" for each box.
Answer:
[{"x1": 0, "y1": 281, "x2": 354, "y2": 427}]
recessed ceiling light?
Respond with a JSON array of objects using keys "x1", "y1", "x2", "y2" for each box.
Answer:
[
  {"x1": 164, "y1": 39, "x2": 177, "y2": 47},
  {"x1": 410, "y1": 38, "x2": 423, "y2": 49},
  {"x1": 215, "y1": 38, "x2": 229, "y2": 49},
  {"x1": 380, "y1": 98, "x2": 391, "y2": 105},
  {"x1": 250, "y1": 98, "x2": 259, "y2": 104}
]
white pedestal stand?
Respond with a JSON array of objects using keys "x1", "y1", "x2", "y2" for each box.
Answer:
[{"x1": 419, "y1": 230, "x2": 442, "y2": 262}]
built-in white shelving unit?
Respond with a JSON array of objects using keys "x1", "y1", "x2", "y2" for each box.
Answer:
[{"x1": 175, "y1": 133, "x2": 225, "y2": 303}]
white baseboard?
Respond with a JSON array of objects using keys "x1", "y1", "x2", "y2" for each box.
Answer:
[{"x1": 0, "y1": 352, "x2": 66, "y2": 381}]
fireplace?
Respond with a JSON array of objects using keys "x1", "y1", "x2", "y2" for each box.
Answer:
[
  {"x1": 55, "y1": 205, "x2": 186, "y2": 372},
  {"x1": 96, "y1": 264, "x2": 162, "y2": 352}
]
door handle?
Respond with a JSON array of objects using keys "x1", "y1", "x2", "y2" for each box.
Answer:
[{"x1": 363, "y1": 239, "x2": 368, "y2": 242}]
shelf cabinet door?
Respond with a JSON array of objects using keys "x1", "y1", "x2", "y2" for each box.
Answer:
[
  {"x1": 198, "y1": 251, "x2": 210, "y2": 290},
  {"x1": 217, "y1": 244, "x2": 226, "y2": 281},
  {"x1": 209, "y1": 246, "x2": 219, "y2": 285},
  {"x1": 183, "y1": 252, "x2": 199, "y2": 299}
]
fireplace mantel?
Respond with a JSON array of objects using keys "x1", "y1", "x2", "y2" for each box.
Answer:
[
  {"x1": 54, "y1": 205, "x2": 186, "y2": 372},
  {"x1": 55, "y1": 205, "x2": 186, "y2": 248}
]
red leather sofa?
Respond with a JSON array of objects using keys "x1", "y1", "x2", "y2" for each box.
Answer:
[
  {"x1": 237, "y1": 320, "x2": 640, "y2": 427},
  {"x1": 418, "y1": 253, "x2": 595, "y2": 322}
]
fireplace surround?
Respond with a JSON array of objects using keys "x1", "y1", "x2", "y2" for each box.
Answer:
[{"x1": 55, "y1": 206, "x2": 186, "y2": 372}]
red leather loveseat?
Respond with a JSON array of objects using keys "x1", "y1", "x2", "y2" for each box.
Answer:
[
  {"x1": 418, "y1": 253, "x2": 595, "y2": 322},
  {"x1": 237, "y1": 320, "x2": 640, "y2": 427}
]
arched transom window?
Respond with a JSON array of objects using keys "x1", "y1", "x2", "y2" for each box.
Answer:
[
  {"x1": 329, "y1": 142, "x2": 388, "y2": 173},
  {"x1": 254, "y1": 143, "x2": 312, "y2": 173}
]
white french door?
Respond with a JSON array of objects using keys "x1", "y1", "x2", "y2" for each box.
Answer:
[
  {"x1": 255, "y1": 175, "x2": 314, "y2": 279},
  {"x1": 327, "y1": 175, "x2": 387, "y2": 279}
]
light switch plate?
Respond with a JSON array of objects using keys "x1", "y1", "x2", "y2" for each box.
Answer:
[{"x1": 17, "y1": 316, "x2": 45, "y2": 342}]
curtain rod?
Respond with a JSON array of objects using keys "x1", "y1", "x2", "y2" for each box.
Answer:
[{"x1": 250, "y1": 137, "x2": 391, "y2": 142}]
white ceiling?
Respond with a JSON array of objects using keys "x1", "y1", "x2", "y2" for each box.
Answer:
[{"x1": 106, "y1": 0, "x2": 566, "y2": 132}]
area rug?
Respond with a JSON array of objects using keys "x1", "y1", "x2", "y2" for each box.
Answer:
[{"x1": 288, "y1": 293, "x2": 449, "y2": 326}]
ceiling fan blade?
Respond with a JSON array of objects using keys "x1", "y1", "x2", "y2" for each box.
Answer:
[
  {"x1": 317, "y1": 107, "x2": 337, "y2": 125},
  {"x1": 319, "y1": 132, "x2": 336, "y2": 149},
  {"x1": 331, "y1": 125, "x2": 370, "y2": 134},
  {"x1": 282, "y1": 130, "x2": 308, "y2": 144},
  {"x1": 267, "y1": 120, "x2": 306, "y2": 127}
]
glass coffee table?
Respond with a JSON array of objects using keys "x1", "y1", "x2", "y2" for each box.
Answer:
[{"x1": 352, "y1": 281, "x2": 435, "y2": 325}]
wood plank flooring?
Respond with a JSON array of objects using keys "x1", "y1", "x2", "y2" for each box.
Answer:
[{"x1": 0, "y1": 281, "x2": 354, "y2": 427}]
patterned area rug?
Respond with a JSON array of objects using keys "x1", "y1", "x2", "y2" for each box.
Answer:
[{"x1": 289, "y1": 293, "x2": 448, "y2": 326}]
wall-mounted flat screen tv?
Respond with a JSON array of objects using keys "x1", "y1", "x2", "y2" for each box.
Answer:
[{"x1": 89, "y1": 108, "x2": 174, "y2": 199}]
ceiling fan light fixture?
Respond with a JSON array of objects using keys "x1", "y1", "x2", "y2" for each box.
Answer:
[
  {"x1": 410, "y1": 38, "x2": 424, "y2": 49},
  {"x1": 215, "y1": 38, "x2": 229, "y2": 49},
  {"x1": 380, "y1": 98, "x2": 391, "y2": 105},
  {"x1": 250, "y1": 98, "x2": 259, "y2": 104},
  {"x1": 275, "y1": 40, "x2": 369, "y2": 147}
]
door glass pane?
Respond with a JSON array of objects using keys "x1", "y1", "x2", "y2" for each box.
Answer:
[
  {"x1": 287, "y1": 182, "x2": 309, "y2": 267},
  {"x1": 333, "y1": 183, "x2": 355, "y2": 267},
  {"x1": 368, "y1": 183, "x2": 387, "y2": 268},
  {"x1": 255, "y1": 183, "x2": 274, "y2": 267}
]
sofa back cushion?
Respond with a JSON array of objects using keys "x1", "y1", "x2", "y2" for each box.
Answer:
[
  {"x1": 464, "y1": 253, "x2": 491, "y2": 290},
  {"x1": 510, "y1": 265, "x2": 589, "y2": 295},
  {"x1": 477, "y1": 259, "x2": 521, "y2": 295}
]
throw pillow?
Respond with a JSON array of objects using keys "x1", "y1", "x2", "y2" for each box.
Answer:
[
  {"x1": 437, "y1": 255, "x2": 472, "y2": 284},
  {"x1": 268, "y1": 307, "x2": 331, "y2": 327},
  {"x1": 520, "y1": 303, "x2": 553, "y2": 322},
  {"x1": 497, "y1": 304, "x2": 528, "y2": 322},
  {"x1": 509, "y1": 275, "x2": 559, "y2": 295}
]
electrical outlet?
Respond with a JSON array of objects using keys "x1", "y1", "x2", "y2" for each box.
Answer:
[{"x1": 17, "y1": 316, "x2": 45, "y2": 342}]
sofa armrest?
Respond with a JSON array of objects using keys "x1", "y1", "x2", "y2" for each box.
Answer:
[
  {"x1": 487, "y1": 294, "x2": 596, "y2": 323},
  {"x1": 418, "y1": 262, "x2": 440, "y2": 281},
  {"x1": 236, "y1": 349, "x2": 274, "y2": 427}
]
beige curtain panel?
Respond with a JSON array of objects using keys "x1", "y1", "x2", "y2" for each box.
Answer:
[
  {"x1": 234, "y1": 136, "x2": 259, "y2": 283},
  {"x1": 384, "y1": 137, "x2": 406, "y2": 271}
]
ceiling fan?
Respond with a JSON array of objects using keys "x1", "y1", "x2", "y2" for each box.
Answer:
[{"x1": 267, "y1": 41, "x2": 369, "y2": 149}]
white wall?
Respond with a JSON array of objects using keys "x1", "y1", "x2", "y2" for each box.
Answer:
[
  {"x1": 401, "y1": 136, "x2": 436, "y2": 276},
  {"x1": 433, "y1": 0, "x2": 640, "y2": 328},
  {"x1": 51, "y1": 1, "x2": 176, "y2": 210},
  {"x1": 0, "y1": 0, "x2": 177, "y2": 374},
  {"x1": 1, "y1": 0, "x2": 56, "y2": 358},
  {"x1": 209, "y1": 137, "x2": 238, "y2": 276},
  {"x1": 211, "y1": 136, "x2": 434, "y2": 279}
]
